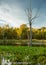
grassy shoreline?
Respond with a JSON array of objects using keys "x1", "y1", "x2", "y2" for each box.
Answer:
[
  {"x1": 0, "y1": 39, "x2": 46, "y2": 46},
  {"x1": 0, "y1": 39, "x2": 46, "y2": 42},
  {"x1": 0, "y1": 46, "x2": 46, "y2": 64}
]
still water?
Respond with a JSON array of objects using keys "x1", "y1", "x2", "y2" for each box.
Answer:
[
  {"x1": 1, "y1": 57, "x2": 42, "y2": 65},
  {"x1": 2, "y1": 57, "x2": 12, "y2": 65}
]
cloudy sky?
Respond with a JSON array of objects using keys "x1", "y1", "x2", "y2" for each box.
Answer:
[{"x1": 0, "y1": 0, "x2": 46, "y2": 28}]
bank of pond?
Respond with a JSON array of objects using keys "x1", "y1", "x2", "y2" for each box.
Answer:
[{"x1": 0, "y1": 39, "x2": 46, "y2": 46}]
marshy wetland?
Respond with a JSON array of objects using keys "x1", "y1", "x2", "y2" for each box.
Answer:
[{"x1": 0, "y1": 46, "x2": 46, "y2": 65}]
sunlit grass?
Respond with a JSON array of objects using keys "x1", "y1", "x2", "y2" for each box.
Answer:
[{"x1": 0, "y1": 46, "x2": 46, "y2": 64}]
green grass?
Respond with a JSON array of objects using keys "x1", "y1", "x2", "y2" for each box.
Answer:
[
  {"x1": 0, "y1": 46, "x2": 45, "y2": 55},
  {"x1": 0, "y1": 46, "x2": 46, "y2": 65}
]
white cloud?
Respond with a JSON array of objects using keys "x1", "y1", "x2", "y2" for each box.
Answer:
[
  {"x1": 0, "y1": 2, "x2": 28, "y2": 27},
  {"x1": 0, "y1": 0, "x2": 46, "y2": 28}
]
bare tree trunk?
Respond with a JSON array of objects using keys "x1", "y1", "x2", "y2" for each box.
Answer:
[
  {"x1": 25, "y1": 0, "x2": 41, "y2": 46},
  {"x1": 29, "y1": 22, "x2": 32, "y2": 46}
]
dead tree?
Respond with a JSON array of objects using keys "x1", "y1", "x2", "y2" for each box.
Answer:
[{"x1": 25, "y1": 1, "x2": 40, "y2": 46}]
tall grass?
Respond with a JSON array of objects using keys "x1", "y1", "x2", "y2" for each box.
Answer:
[{"x1": 0, "y1": 46, "x2": 46, "y2": 64}]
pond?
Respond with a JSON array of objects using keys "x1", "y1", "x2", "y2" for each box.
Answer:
[
  {"x1": 2, "y1": 57, "x2": 12, "y2": 65},
  {"x1": 1, "y1": 57, "x2": 46, "y2": 65},
  {"x1": 1, "y1": 57, "x2": 41, "y2": 65}
]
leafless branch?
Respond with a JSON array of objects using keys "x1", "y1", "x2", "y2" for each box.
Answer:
[
  {"x1": 31, "y1": 6, "x2": 41, "y2": 21},
  {"x1": 25, "y1": 8, "x2": 32, "y2": 19}
]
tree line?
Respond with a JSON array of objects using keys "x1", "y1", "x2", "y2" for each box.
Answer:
[{"x1": 0, "y1": 24, "x2": 46, "y2": 40}]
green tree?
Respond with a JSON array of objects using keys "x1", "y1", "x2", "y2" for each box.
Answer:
[
  {"x1": 12, "y1": 28, "x2": 18, "y2": 39},
  {"x1": 20, "y1": 24, "x2": 28, "y2": 39}
]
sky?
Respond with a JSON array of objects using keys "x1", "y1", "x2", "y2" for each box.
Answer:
[{"x1": 0, "y1": 0, "x2": 46, "y2": 28}]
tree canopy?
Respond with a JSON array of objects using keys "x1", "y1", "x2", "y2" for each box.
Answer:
[{"x1": 0, "y1": 24, "x2": 46, "y2": 40}]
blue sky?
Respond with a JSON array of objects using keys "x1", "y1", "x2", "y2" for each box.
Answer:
[{"x1": 0, "y1": 0, "x2": 46, "y2": 28}]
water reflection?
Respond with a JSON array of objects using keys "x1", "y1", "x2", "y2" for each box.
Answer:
[
  {"x1": 1, "y1": 57, "x2": 45, "y2": 65},
  {"x1": 2, "y1": 57, "x2": 12, "y2": 65},
  {"x1": 1, "y1": 57, "x2": 41, "y2": 65}
]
